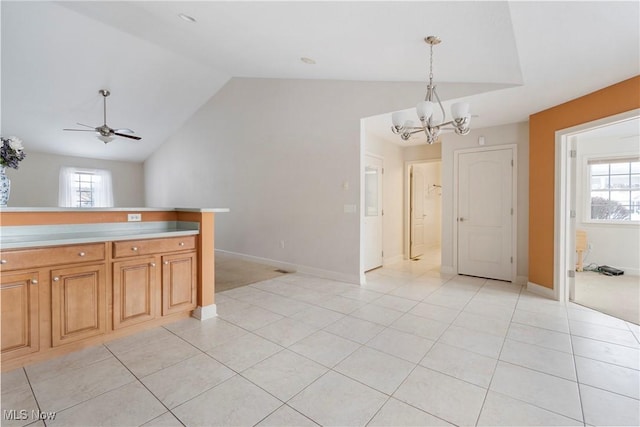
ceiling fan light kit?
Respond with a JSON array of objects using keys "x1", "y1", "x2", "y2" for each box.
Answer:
[
  {"x1": 391, "y1": 36, "x2": 471, "y2": 144},
  {"x1": 63, "y1": 89, "x2": 142, "y2": 144}
]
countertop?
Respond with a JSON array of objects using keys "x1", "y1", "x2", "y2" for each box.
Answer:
[{"x1": 0, "y1": 207, "x2": 230, "y2": 213}]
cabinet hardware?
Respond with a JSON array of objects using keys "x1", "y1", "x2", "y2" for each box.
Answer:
[
  {"x1": 132, "y1": 247, "x2": 138, "y2": 251},
  {"x1": 179, "y1": 242, "x2": 185, "y2": 246},
  {"x1": 52, "y1": 277, "x2": 60, "y2": 282},
  {"x1": 79, "y1": 252, "x2": 86, "y2": 257},
  {"x1": 31, "y1": 279, "x2": 38, "y2": 285},
  {"x1": 150, "y1": 262, "x2": 156, "y2": 267},
  {"x1": 0, "y1": 259, "x2": 6, "y2": 264},
  {"x1": 164, "y1": 261, "x2": 169, "y2": 265}
]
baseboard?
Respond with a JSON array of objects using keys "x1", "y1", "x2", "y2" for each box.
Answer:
[
  {"x1": 516, "y1": 275, "x2": 528, "y2": 286},
  {"x1": 192, "y1": 304, "x2": 217, "y2": 321},
  {"x1": 215, "y1": 249, "x2": 360, "y2": 285},
  {"x1": 215, "y1": 249, "x2": 298, "y2": 272},
  {"x1": 527, "y1": 281, "x2": 556, "y2": 300}
]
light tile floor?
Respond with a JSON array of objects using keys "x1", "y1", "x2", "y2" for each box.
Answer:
[{"x1": 2, "y1": 259, "x2": 640, "y2": 426}]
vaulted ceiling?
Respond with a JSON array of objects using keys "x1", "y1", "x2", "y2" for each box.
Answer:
[{"x1": 1, "y1": 1, "x2": 638, "y2": 161}]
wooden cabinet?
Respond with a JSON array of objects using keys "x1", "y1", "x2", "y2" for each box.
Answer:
[
  {"x1": 51, "y1": 263, "x2": 106, "y2": 347},
  {"x1": 162, "y1": 252, "x2": 197, "y2": 316},
  {"x1": 112, "y1": 257, "x2": 157, "y2": 329},
  {"x1": 112, "y1": 236, "x2": 197, "y2": 322},
  {"x1": 0, "y1": 270, "x2": 40, "y2": 359}
]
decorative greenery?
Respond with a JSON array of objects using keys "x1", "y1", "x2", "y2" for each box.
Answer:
[{"x1": 0, "y1": 136, "x2": 26, "y2": 169}]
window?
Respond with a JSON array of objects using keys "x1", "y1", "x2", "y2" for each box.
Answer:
[
  {"x1": 588, "y1": 157, "x2": 640, "y2": 221},
  {"x1": 59, "y1": 167, "x2": 113, "y2": 208}
]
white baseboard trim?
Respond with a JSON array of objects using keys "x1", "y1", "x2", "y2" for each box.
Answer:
[
  {"x1": 215, "y1": 249, "x2": 360, "y2": 285},
  {"x1": 527, "y1": 281, "x2": 556, "y2": 300},
  {"x1": 215, "y1": 249, "x2": 297, "y2": 272},
  {"x1": 440, "y1": 265, "x2": 455, "y2": 275},
  {"x1": 383, "y1": 254, "x2": 404, "y2": 266},
  {"x1": 192, "y1": 304, "x2": 217, "y2": 321},
  {"x1": 516, "y1": 275, "x2": 528, "y2": 286}
]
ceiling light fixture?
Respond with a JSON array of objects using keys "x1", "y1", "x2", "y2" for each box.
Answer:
[
  {"x1": 178, "y1": 13, "x2": 196, "y2": 23},
  {"x1": 391, "y1": 36, "x2": 471, "y2": 144}
]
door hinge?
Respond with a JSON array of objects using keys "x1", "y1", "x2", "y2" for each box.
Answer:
[
  {"x1": 568, "y1": 270, "x2": 575, "y2": 278},
  {"x1": 510, "y1": 256, "x2": 513, "y2": 264},
  {"x1": 382, "y1": 167, "x2": 385, "y2": 174},
  {"x1": 511, "y1": 159, "x2": 514, "y2": 167},
  {"x1": 510, "y1": 208, "x2": 514, "y2": 215},
  {"x1": 381, "y1": 250, "x2": 384, "y2": 257},
  {"x1": 570, "y1": 210, "x2": 576, "y2": 219},
  {"x1": 382, "y1": 209, "x2": 384, "y2": 216},
  {"x1": 569, "y1": 149, "x2": 577, "y2": 158}
]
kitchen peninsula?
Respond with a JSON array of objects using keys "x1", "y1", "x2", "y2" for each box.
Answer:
[{"x1": 0, "y1": 207, "x2": 228, "y2": 371}]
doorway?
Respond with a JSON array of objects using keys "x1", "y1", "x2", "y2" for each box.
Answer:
[
  {"x1": 454, "y1": 146, "x2": 517, "y2": 282},
  {"x1": 556, "y1": 111, "x2": 640, "y2": 324},
  {"x1": 407, "y1": 161, "x2": 442, "y2": 268}
]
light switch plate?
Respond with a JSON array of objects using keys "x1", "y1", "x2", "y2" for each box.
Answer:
[{"x1": 127, "y1": 213, "x2": 142, "y2": 222}]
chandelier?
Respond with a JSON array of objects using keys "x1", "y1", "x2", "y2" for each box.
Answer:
[{"x1": 391, "y1": 36, "x2": 471, "y2": 144}]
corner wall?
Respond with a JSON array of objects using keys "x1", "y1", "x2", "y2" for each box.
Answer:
[{"x1": 529, "y1": 76, "x2": 640, "y2": 289}]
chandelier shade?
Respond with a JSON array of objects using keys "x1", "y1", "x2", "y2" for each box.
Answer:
[{"x1": 391, "y1": 36, "x2": 472, "y2": 144}]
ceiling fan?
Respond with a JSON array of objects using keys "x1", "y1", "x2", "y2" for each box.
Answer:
[{"x1": 63, "y1": 89, "x2": 142, "y2": 143}]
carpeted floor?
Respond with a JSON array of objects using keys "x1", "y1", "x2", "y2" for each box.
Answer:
[
  {"x1": 215, "y1": 252, "x2": 288, "y2": 293},
  {"x1": 574, "y1": 271, "x2": 640, "y2": 325}
]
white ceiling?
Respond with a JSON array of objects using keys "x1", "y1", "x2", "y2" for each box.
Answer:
[{"x1": 1, "y1": 1, "x2": 639, "y2": 161}]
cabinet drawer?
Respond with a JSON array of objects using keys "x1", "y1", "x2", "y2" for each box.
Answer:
[
  {"x1": 113, "y1": 235, "x2": 196, "y2": 258},
  {"x1": 0, "y1": 243, "x2": 106, "y2": 271}
]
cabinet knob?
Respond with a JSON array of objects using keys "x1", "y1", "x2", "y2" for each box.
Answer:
[
  {"x1": 52, "y1": 277, "x2": 60, "y2": 282},
  {"x1": 163, "y1": 261, "x2": 169, "y2": 265},
  {"x1": 150, "y1": 262, "x2": 156, "y2": 267},
  {"x1": 132, "y1": 247, "x2": 138, "y2": 252},
  {"x1": 0, "y1": 259, "x2": 6, "y2": 264},
  {"x1": 179, "y1": 242, "x2": 185, "y2": 246},
  {"x1": 79, "y1": 252, "x2": 86, "y2": 257},
  {"x1": 31, "y1": 279, "x2": 38, "y2": 285}
]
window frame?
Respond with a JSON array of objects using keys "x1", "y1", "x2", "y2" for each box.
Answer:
[
  {"x1": 583, "y1": 154, "x2": 640, "y2": 225},
  {"x1": 58, "y1": 167, "x2": 114, "y2": 208}
]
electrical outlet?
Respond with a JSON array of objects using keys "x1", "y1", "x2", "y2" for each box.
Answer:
[
  {"x1": 128, "y1": 213, "x2": 142, "y2": 222},
  {"x1": 280, "y1": 240, "x2": 285, "y2": 249}
]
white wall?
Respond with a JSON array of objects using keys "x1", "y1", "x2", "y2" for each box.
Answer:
[
  {"x1": 575, "y1": 136, "x2": 640, "y2": 275},
  {"x1": 145, "y1": 77, "x2": 428, "y2": 282},
  {"x1": 5, "y1": 151, "x2": 144, "y2": 207},
  {"x1": 440, "y1": 122, "x2": 530, "y2": 282},
  {"x1": 364, "y1": 132, "x2": 404, "y2": 264}
]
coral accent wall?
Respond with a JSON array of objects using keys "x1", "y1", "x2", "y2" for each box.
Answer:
[{"x1": 529, "y1": 76, "x2": 640, "y2": 289}]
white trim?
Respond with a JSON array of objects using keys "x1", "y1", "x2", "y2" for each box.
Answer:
[
  {"x1": 440, "y1": 265, "x2": 455, "y2": 275},
  {"x1": 192, "y1": 304, "x2": 217, "y2": 320},
  {"x1": 516, "y1": 275, "x2": 528, "y2": 286},
  {"x1": 215, "y1": 249, "x2": 360, "y2": 285},
  {"x1": 554, "y1": 109, "x2": 640, "y2": 303},
  {"x1": 452, "y1": 144, "x2": 518, "y2": 282},
  {"x1": 526, "y1": 282, "x2": 556, "y2": 300}
]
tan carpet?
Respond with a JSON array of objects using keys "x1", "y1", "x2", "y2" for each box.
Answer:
[
  {"x1": 215, "y1": 252, "x2": 287, "y2": 293},
  {"x1": 574, "y1": 271, "x2": 640, "y2": 325}
]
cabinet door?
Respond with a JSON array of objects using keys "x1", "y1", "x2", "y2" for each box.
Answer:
[
  {"x1": 113, "y1": 257, "x2": 157, "y2": 329},
  {"x1": 51, "y1": 264, "x2": 106, "y2": 347},
  {"x1": 162, "y1": 252, "x2": 197, "y2": 316},
  {"x1": 1, "y1": 271, "x2": 39, "y2": 359}
]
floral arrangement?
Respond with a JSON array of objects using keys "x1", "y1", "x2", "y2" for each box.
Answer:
[{"x1": 0, "y1": 136, "x2": 26, "y2": 169}]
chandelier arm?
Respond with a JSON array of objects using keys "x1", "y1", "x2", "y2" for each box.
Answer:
[{"x1": 433, "y1": 89, "x2": 446, "y2": 125}]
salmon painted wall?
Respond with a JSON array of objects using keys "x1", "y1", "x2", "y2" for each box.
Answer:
[{"x1": 529, "y1": 76, "x2": 640, "y2": 289}]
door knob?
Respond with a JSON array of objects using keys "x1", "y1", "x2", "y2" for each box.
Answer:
[
  {"x1": 53, "y1": 277, "x2": 60, "y2": 282},
  {"x1": 31, "y1": 279, "x2": 38, "y2": 285},
  {"x1": 459, "y1": 217, "x2": 465, "y2": 222}
]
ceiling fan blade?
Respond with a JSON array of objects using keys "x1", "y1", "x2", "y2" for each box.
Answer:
[
  {"x1": 76, "y1": 122, "x2": 97, "y2": 129},
  {"x1": 63, "y1": 128, "x2": 97, "y2": 132},
  {"x1": 113, "y1": 132, "x2": 142, "y2": 140}
]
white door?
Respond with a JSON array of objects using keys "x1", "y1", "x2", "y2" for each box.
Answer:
[
  {"x1": 457, "y1": 148, "x2": 513, "y2": 281},
  {"x1": 410, "y1": 165, "x2": 426, "y2": 258},
  {"x1": 364, "y1": 155, "x2": 383, "y2": 271}
]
